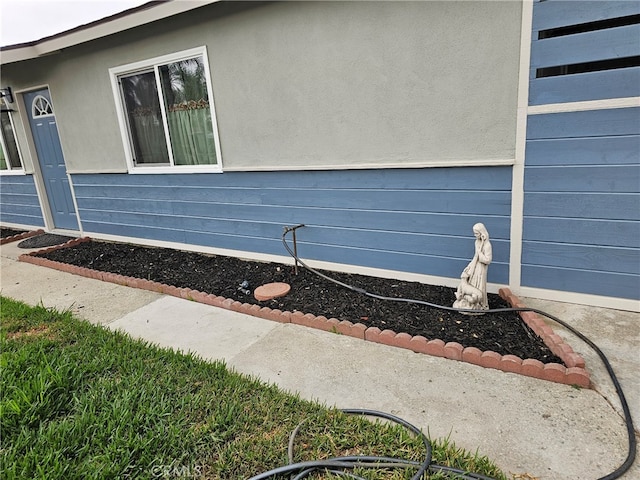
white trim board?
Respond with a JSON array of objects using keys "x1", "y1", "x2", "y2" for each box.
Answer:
[
  {"x1": 0, "y1": 221, "x2": 44, "y2": 231},
  {"x1": 222, "y1": 158, "x2": 515, "y2": 172},
  {"x1": 509, "y1": 0, "x2": 534, "y2": 294},
  {"x1": 514, "y1": 286, "x2": 640, "y2": 314},
  {"x1": 0, "y1": 169, "x2": 26, "y2": 176},
  {"x1": 64, "y1": 158, "x2": 515, "y2": 175},
  {"x1": 528, "y1": 97, "x2": 640, "y2": 115}
]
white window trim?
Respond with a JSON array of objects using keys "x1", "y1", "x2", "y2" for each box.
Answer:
[
  {"x1": 0, "y1": 101, "x2": 25, "y2": 175},
  {"x1": 109, "y1": 46, "x2": 223, "y2": 174},
  {"x1": 528, "y1": 96, "x2": 640, "y2": 115}
]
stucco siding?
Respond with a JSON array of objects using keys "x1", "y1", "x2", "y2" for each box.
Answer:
[
  {"x1": 207, "y1": 1, "x2": 522, "y2": 170},
  {"x1": 2, "y1": 1, "x2": 522, "y2": 173},
  {"x1": 72, "y1": 166, "x2": 512, "y2": 283}
]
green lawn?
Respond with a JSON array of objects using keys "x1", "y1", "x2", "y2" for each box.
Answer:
[{"x1": 0, "y1": 296, "x2": 506, "y2": 479}]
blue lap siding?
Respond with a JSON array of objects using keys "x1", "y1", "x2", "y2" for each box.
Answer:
[
  {"x1": 522, "y1": 0, "x2": 640, "y2": 301},
  {"x1": 72, "y1": 167, "x2": 512, "y2": 284},
  {"x1": 529, "y1": 0, "x2": 640, "y2": 105},
  {"x1": 522, "y1": 110, "x2": 640, "y2": 299},
  {"x1": 0, "y1": 175, "x2": 45, "y2": 227}
]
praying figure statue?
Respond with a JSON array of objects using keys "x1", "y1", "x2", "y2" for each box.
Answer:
[{"x1": 453, "y1": 223, "x2": 492, "y2": 313}]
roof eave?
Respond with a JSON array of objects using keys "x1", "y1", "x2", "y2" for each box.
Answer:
[{"x1": 0, "y1": 0, "x2": 220, "y2": 65}]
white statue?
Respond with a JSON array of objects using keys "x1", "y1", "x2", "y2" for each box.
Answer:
[{"x1": 453, "y1": 223, "x2": 492, "y2": 313}]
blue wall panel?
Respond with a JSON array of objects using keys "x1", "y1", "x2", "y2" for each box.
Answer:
[
  {"x1": 0, "y1": 175, "x2": 45, "y2": 227},
  {"x1": 530, "y1": 24, "x2": 640, "y2": 71},
  {"x1": 529, "y1": 67, "x2": 640, "y2": 105},
  {"x1": 532, "y1": 1, "x2": 640, "y2": 33},
  {"x1": 72, "y1": 167, "x2": 512, "y2": 284},
  {"x1": 527, "y1": 108, "x2": 640, "y2": 140},
  {"x1": 524, "y1": 165, "x2": 639, "y2": 193},
  {"x1": 522, "y1": 240, "x2": 639, "y2": 275},
  {"x1": 523, "y1": 113, "x2": 639, "y2": 299},
  {"x1": 525, "y1": 135, "x2": 640, "y2": 166},
  {"x1": 524, "y1": 0, "x2": 640, "y2": 301},
  {"x1": 529, "y1": 0, "x2": 640, "y2": 105},
  {"x1": 521, "y1": 265, "x2": 639, "y2": 300},
  {"x1": 78, "y1": 197, "x2": 513, "y2": 239},
  {"x1": 524, "y1": 193, "x2": 639, "y2": 222},
  {"x1": 523, "y1": 217, "x2": 639, "y2": 248}
]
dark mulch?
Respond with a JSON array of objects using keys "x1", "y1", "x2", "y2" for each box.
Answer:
[
  {"x1": 1, "y1": 227, "x2": 28, "y2": 239},
  {"x1": 17, "y1": 234, "x2": 76, "y2": 249},
  {"x1": 35, "y1": 240, "x2": 563, "y2": 364}
]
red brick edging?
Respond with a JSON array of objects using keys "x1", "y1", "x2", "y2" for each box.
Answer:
[
  {"x1": 18, "y1": 237, "x2": 590, "y2": 388},
  {"x1": 1, "y1": 229, "x2": 45, "y2": 245}
]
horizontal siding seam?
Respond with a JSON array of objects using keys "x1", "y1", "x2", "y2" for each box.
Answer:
[
  {"x1": 81, "y1": 220, "x2": 276, "y2": 242},
  {"x1": 526, "y1": 133, "x2": 638, "y2": 141},
  {"x1": 526, "y1": 133, "x2": 640, "y2": 142},
  {"x1": 77, "y1": 204, "x2": 511, "y2": 220},
  {"x1": 298, "y1": 239, "x2": 509, "y2": 264},
  {"x1": 1, "y1": 204, "x2": 40, "y2": 209},
  {"x1": 524, "y1": 215, "x2": 639, "y2": 223},
  {"x1": 73, "y1": 184, "x2": 513, "y2": 193},
  {"x1": 521, "y1": 263, "x2": 639, "y2": 277},
  {"x1": 522, "y1": 190, "x2": 638, "y2": 195},
  {"x1": 77, "y1": 211, "x2": 511, "y2": 241},
  {"x1": 522, "y1": 239, "x2": 639, "y2": 251},
  {"x1": 0, "y1": 214, "x2": 43, "y2": 220},
  {"x1": 524, "y1": 164, "x2": 639, "y2": 169},
  {"x1": 76, "y1": 199, "x2": 511, "y2": 218},
  {"x1": 294, "y1": 226, "x2": 511, "y2": 241}
]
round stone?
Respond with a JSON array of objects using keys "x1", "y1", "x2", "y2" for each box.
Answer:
[{"x1": 254, "y1": 282, "x2": 291, "y2": 302}]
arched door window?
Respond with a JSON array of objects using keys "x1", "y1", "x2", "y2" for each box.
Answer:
[{"x1": 31, "y1": 95, "x2": 54, "y2": 118}]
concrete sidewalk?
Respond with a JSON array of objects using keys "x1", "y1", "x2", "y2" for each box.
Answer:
[{"x1": 1, "y1": 241, "x2": 638, "y2": 479}]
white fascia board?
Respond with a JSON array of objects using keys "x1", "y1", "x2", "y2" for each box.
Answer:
[
  {"x1": 1, "y1": 46, "x2": 40, "y2": 64},
  {"x1": 1, "y1": 0, "x2": 220, "y2": 65}
]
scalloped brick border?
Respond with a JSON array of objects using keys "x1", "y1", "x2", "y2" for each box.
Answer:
[
  {"x1": 1, "y1": 229, "x2": 45, "y2": 245},
  {"x1": 18, "y1": 238, "x2": 590, "y2": 387}
]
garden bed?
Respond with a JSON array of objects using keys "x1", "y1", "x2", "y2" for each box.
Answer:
[
  {"x1": 0, "y1": 227, "x2": 43, "y2": 245},
  {"x1": 18, "y1": 236, "x2": 589, "y2": 386}
]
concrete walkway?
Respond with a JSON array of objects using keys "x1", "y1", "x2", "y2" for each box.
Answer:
[{"x1": 1, "y1": 240, "x2": 638, "y2": 479}]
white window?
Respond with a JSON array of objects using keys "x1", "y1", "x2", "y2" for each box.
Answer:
[
  {"x1": 110, "y1": 47, "x2": 222, "y2": 173},
  {"x1": 31, "y1": 95, "x2": 54, "y2": 118},
  {"x1": 0, "y1": 97, "x2": 24, "y2": 173}
]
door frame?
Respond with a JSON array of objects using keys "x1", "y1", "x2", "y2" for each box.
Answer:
[{"x1": 16, "y1": 84, "x2": 81, "y2": 234}]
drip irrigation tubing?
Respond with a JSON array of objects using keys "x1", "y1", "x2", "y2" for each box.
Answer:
[{"x1": 271, "y1": 225, "x2": 637, "y2": 480}]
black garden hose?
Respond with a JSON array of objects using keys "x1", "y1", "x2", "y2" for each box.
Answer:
[
  {"x1": 275, "y1": 225, "x2": 636, "y2": 480},
  {"x1": 249, "y1": 408, "x2": 497, "y2": 480}
]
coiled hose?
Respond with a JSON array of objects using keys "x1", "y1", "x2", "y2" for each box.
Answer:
[
  {"x1": 249, "y1": 408, "x2": 497, "y2": 480},
  {"x1": 261, "y1": 226, "x2": 637, "y2": 480}
]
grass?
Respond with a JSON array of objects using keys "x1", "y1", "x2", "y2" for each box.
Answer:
[{"x1": 0, "y1": 296, "x2": 507, "y2": 479}]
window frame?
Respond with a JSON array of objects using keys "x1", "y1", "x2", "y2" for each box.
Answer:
[
  {"x1": 0, "y1": 98, "x2": 25, "y2": 175},
  {"x1": 109, "y1": 46, "x2": 223, "y2": 174}
]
